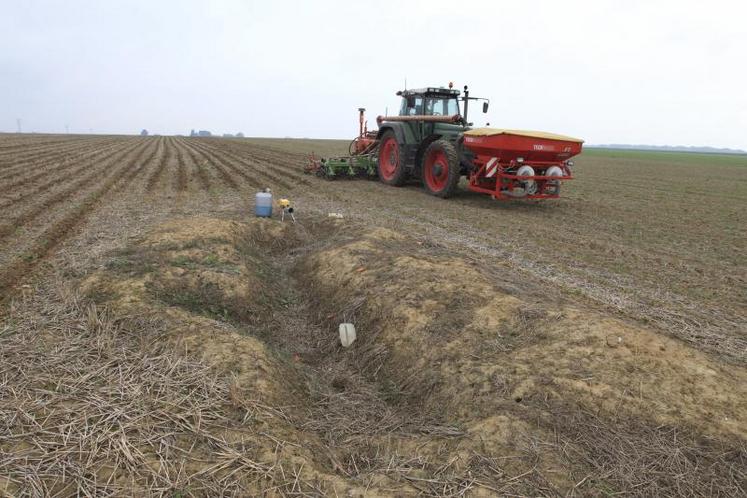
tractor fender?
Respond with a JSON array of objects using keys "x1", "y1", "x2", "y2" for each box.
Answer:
[
  {"x1": 456, "y1": 134, "x2": 476, "y2": 174},
  {"x1": 376, "y1": 123, "x2": 407, "y2": 145}
]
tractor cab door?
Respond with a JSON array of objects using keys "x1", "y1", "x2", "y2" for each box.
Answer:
[
  {"x1": 420, "y1": 97, "x2": 461, "y2": 141},
  {"x1": 399, "y1": 96, "x2": 423, "y2": 116}
]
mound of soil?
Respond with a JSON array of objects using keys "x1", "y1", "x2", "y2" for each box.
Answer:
[
  {"x1": 297, "y1": 225, "x2": 747, "y2": 494},
  {"x1": 299, "y1": 227, "x2": 746, "y2": 440}
]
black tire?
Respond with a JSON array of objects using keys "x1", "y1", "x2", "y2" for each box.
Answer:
[
  {"x1": 545, "y1": 169, "x2": 562, "y2": 196},
  {"x1": 422, "y1": 139, "x2": 460, "y2": 198},
  {"x1": 546, "y1": 182, "x2": 561, "y2": 196},
  {"x1": 376, "y1": 130, "x2": 407, "y2": 186}
]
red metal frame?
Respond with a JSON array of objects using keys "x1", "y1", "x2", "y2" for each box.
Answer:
[
  {"x1": 467, "y1": 156, "x2": 573, "y2": 199},
  {"x1": 351, "y1": 108, "x2": 378, "y2": 155}
]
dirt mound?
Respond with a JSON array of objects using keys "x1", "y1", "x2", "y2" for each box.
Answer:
[
  {"x1": 74, "y1": 217, "x2": 367, "y2": 495},
  {"x1": 298, "y1": 226, "x2": 747, "y2": 494},
  {"x1": 301, "y1": 227, "x2": 746, "y2": 435}
]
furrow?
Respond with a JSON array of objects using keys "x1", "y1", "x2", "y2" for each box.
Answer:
[
  {"x1": 175, "y1": 138, "x2": 211, "y2": 191},
  {"x1": 184, "y1": 140, "x2": 253, "y2": 189},
  {"x1": 0, "y1": 137, "x2": 119, "y2": 174},
  {"x1": 0, "y1": 136, "x2": 100, "y2": 159},
  {"x1": 174, "y1": 139, "x2": 188, "y2": 192},
  {"x1": 229, "y1": 143, "x2": 312, "y2": 184},
  {"x1": 194, "y1": 140, "x2": 294, "y2": 190},
  {"x1": 0, "y1": 140, "x2": 154, "y2": 302},
  {"x1": 0, "y1": 141, "x2": 135, "y2": 206},
  {"x1": 146, "y1": 138, "x2": 172, "y2": 192},
  {"x1": 0, "y1": 140, "x2": 148, "y2": 241}
]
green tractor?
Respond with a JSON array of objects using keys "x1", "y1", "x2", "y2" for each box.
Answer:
[{"x1": 374, "y1": 85, "x2": 488, "y2": 197}]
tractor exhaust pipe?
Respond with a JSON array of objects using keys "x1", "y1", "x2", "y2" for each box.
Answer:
[
  {"x1": 463, "y1": 85, "x2": 469, "y2": 124},
  {"x1": 358, "y1": 108, "x2": 366, "y2": 138}
]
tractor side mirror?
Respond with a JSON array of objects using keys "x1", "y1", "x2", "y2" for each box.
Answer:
[
  {"x1": 482, "y1": 102, "x2": 489, "y2": 113},
  {"x1": 407, "y1": 96, "x2": 416, "y2": 108}
]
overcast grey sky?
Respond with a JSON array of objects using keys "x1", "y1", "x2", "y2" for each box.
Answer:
[{"x1": 2, "y1": 0, "x2": 746, "y2": 148}]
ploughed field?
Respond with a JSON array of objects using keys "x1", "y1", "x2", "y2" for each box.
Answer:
[{"x1": 0, "y1": 133, "x2": 745, "y2": 496}]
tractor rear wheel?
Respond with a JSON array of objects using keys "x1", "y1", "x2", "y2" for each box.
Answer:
[
  {"x1": 377, "y1": 131, "x2": 406, "y2": 186},
  {"x1": 422, "y1": 139, "x2": 460, "y2": 198}
]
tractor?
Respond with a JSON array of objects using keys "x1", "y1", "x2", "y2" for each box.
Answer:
[
  {"x1": 307, "y1": 84, "x2": 583, "y2": 200},
  {"x1": 375, "y1": 84, "x2": 484, "y2": 198}
]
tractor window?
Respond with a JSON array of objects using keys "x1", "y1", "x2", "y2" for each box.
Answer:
[
  {"x1": 425, "y1": 97, "x2": 459, "y2": 116},
  {"x1": 399, "y1": 97, "x2": 423, "y2": 116}
]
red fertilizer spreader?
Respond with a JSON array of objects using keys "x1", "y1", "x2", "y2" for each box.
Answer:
[{"x1": 462, "y1": 128, "x2": 583, "y2": 199}]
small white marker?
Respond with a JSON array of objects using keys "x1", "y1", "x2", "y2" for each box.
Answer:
[{"x1": 339, "y1": 323, "x2": 356, "y2": 348}]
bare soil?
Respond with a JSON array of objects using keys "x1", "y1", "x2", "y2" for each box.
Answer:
[{"x1": 0, "y1": 134, "x2": 745, "y2": 496}]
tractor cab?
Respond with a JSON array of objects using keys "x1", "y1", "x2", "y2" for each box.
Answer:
[{"x1": 397, "y1": 87, "x2": 461, "y2": 118}]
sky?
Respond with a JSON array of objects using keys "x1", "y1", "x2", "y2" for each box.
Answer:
[{"x1": 2, "y1": 0, "x2": 746, "y2": 149}]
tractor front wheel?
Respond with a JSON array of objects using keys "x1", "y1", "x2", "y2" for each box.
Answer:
[
  {"x1": 422, "y1": 139, "x2": 460, "y2": 198},
  {"x1": 377, "y1": 131, "x2": 406, "y2": 186}
]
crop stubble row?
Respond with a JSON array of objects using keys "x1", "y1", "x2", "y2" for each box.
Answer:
[
  {"x1": 0, "y1": 140, "x2": 148, "y2": 236},
  {"x1": 0, "y1": 137, "x2": 128, "y2": 183},
  {"x1": 0, "y1": 137, "x2": 126, "y2": 179},
  {"x1": 0, "y1": 140, "x2": 138, "y2": 209},
  {"x1": 0, "y1": 135, "x2": 106, "y2": 163},
  {"x1": 0, "y1": 138, "x2": 157, "y2": 299}
]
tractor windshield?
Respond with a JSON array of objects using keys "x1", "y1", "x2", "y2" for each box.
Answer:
[
  {"x1": 399, "y1": 95, "x2": 460, "y2": 117},
  {"x1": 424, "y1": 97, "x2": 459, "y2": 117}
]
